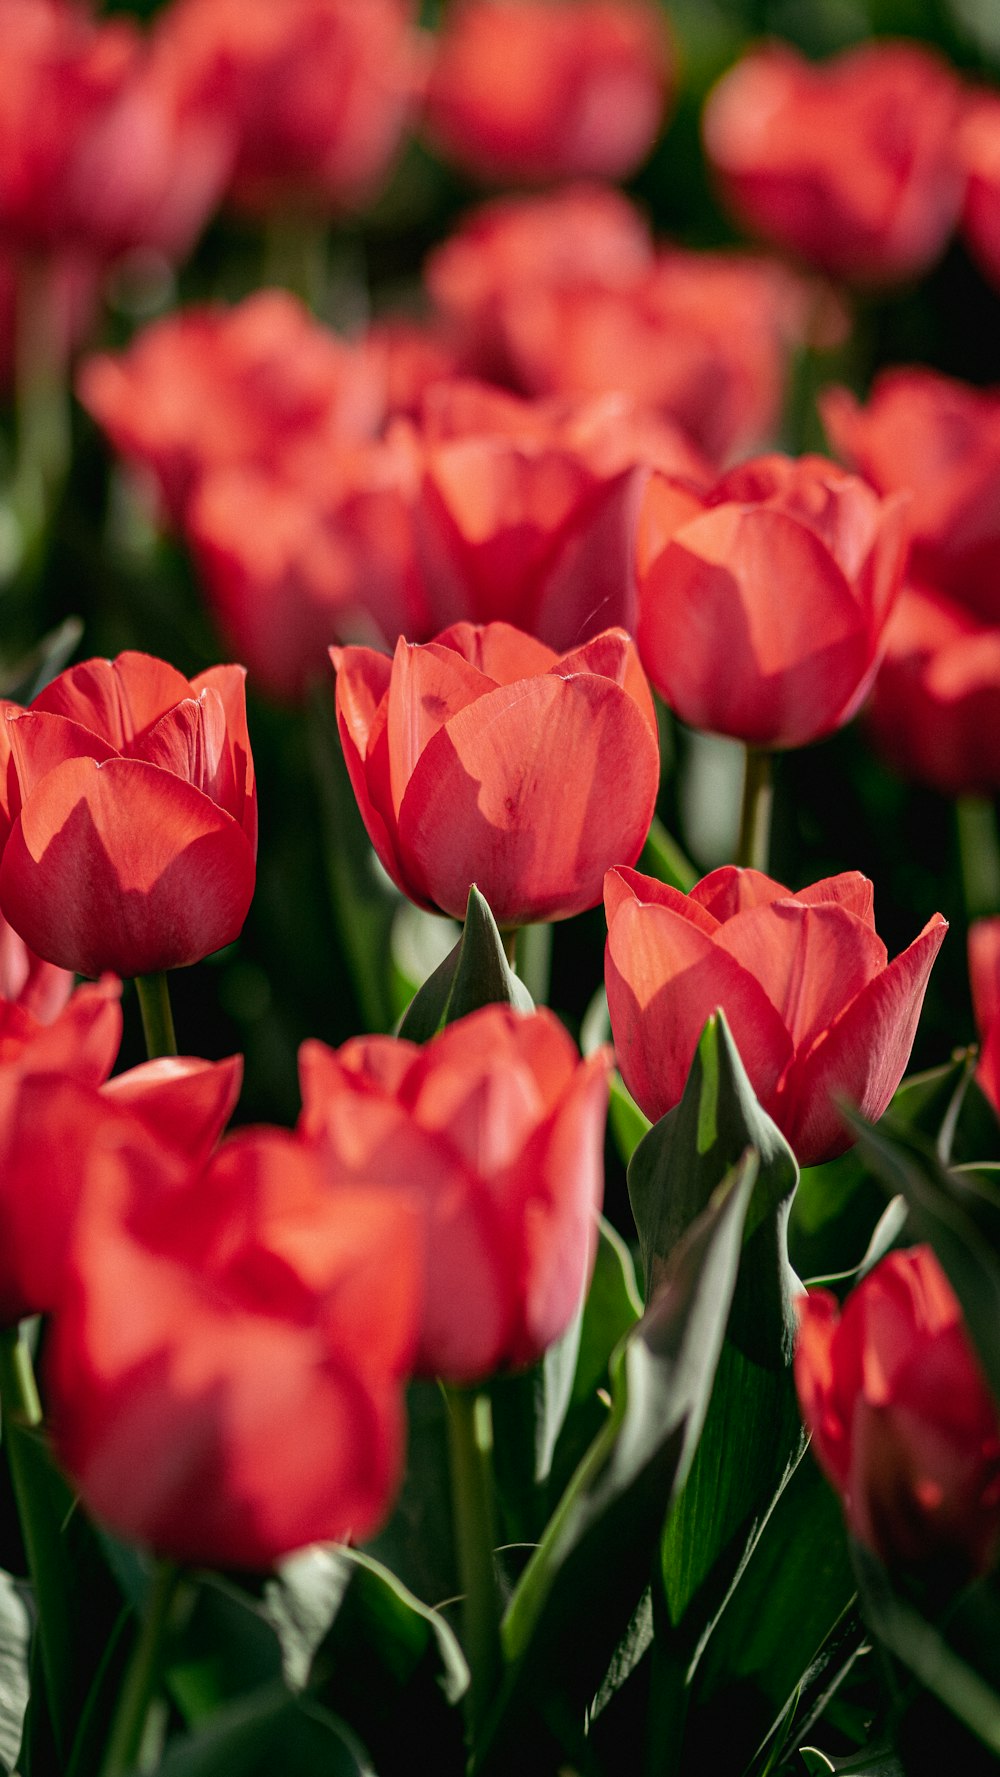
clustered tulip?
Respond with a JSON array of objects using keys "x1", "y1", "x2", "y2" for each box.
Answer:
[
  {"x1": 796, "y1": 1247, "x2": 1000, "y2": 1580},
  {"x1": 636, "y1": 454, "x2": 909, "y2": 750},
  {"x1": 334, "y1": 620, "x2": 660, "y2": 927},
  {"x1": 0, "y1": 650, "x2": 257, "y2": 978},
  {"x1": 604, "y1": 866, "x2": 947, "y2": 1167}
]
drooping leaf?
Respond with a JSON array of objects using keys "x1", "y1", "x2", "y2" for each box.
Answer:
[{"x1": 145, "y1": 1684, "x2": 373, "y2": 1777}]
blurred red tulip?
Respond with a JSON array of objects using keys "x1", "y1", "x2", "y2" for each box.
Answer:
[
  {"x1": 796, "y1": 1247, "x2": 1000, "y2": 1580},
  {"x1": 47, "y1": 1124, "x2": 420, "y2": 1566},
  {"x1": 334, "y1": 621, "x2": 659, "y2": 927},
  {"x1": 703, "y1": 40, "x2": 965, "y2": 286},
  {"x1": 636, "y1": 454, "x2": 909, "y2": 748},
  {"x1": 186, "y1": 433, "x2": 427, "y2": 704},
  {"x1": 865, "y1": 583, "x2": 1000, "y2": 797},
  {"x1": 405, "y1": 378, "x2": 707, "y2": 648},
  {"x1": 78, "y1": 291, "x2": 383, "y2": 527},
  {"x1": 0, "y1": 1047, "x2": 240, "y2": 1326},
  {"x1": 823, "y1": 368, "x2": 1000, "y2": 626},
  {"x1": 423, "y1": 0, "x2": 672, "y2": 185},
  {"x1": 299, "y1": 1005, "x2": 610, "y2": 1381},
  {"x1": 969, "y1": 919, "x2": 1000, "y2": 1118},
  {"x1": 159, "y1": 0, "x2": 422, "y2": 216},
  {"x1": 0, "y1": 651, "x2": 257, "y2": 978},
  {"x1": 959, "y1": 91, "x2": 1000, "y2": 294},
  {"x1": 604, "y1": 865, "x2": 946, "y2": 1167},
  {"x1": 426, "y1": 183, "x2": 654, "y2": 388}
]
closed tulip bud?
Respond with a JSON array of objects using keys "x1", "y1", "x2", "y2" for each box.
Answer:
[
  {"x1": 636, "y1": 454, "x2": 909, "y2": 750},
  {"x1": 605, "y1": 865, "x2": 946, "y2": 1168},
  {"x1": 796, "y1": 1247, "x2": 1000, "y2": 1582},
  {"x1": 0, "y1": 651, "x2": 257, "y2": 979},
  {"x1": 334, "y1": 621, "x2": 659, "y2": 927}
]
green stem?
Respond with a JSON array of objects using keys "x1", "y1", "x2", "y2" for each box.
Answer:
[
  {"x1": 500, "y1": 928, "x2": 517, "y2": 968},
  {"x1": 134, "y1": 973, "x2": 178, "y2": 1060},
  {"x1": 99, "y1": 1561, "x2": 179, "y2": 1777},
  {"x1": 13, "y1": 252, "x2": 71, "y2": 545},
  {"x1": 514, "y1": 922, "x2": 551, "y2": 1002},
  {"x1": 736, "y1": 747, "x2": 773, "y2": 873},
  {"x1": 957, "y1": 796, "x2": 1000, "y2": 922},
  {"x1": 0, "y1": 1324, "x2": 42, "y2": 1428},
  {"x1": 443, "y1": 1384, "x2": 501, "y2": 1743}
]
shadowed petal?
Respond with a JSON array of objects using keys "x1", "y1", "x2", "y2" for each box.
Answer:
[{"x1": 716, "y1": 900, "x2": 887, "y2": 1051}]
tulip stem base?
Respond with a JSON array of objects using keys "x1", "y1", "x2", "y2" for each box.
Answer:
[
  {"x1": 957, "y1": 796, "x2": 1000, "y2": 921},
  {"x1": 100, "y1": 1560, "x2": 181, "y2": 1777},
  {"x1": 737, "y1": 747, "x2": 774, "y2": 873},
  {"x1": 135, "y1": 973, "x2": 178, "y2": 1061},
  {"x1": 444, "y1": 1383, "x2": 501, "y2": 1742},
  {"x1": 515, "y1": 922, "x2": 551, "y2": 1003}
]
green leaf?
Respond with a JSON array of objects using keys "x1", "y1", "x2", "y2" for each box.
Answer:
[
  {"x1": 489, "y1": 1317, "x2": 582, "y2": 1545},
  {"x1": 685, "y1": 1444, "x2": 857, "y2": 1772},
  {"x1": 145, "y1": 1684, "x2": 373, "y2": 1777},
  {"x1": 0, "y1": 1569, "x2": 31, "y2": 1776},
  {"x1": 398, "y1": 886, "x2": 533, "y2": 1042},
  {"x1": 547, "y1": 1217, "x2": 643, "y2": 1506},
  {"x1": 844, "y1": 1111, "x2": 1000, "y2": 1412},
  {"x1": 479, "y1": 1152, "x2": 757, "y2": 1767},
  {"x1": 364, "y1": 1380, "x2": 458, "y2": 1614},
  {"x1": 166, "y1": 1577, "x2": 282, "y2": 1724},
  {"x1": 628, "y1": 1014, "x2": 805, "y2": 1770},
  {"x1": 306, "y1": 1548, "x2": 468, "y2": 1776},
  {"x1": 609, "y1": 1072, "x2": 652, "y2": 1168}
]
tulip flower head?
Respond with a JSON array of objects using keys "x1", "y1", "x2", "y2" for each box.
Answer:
[
  {"x1": 604, "y1": 865, "x2": 946, "y2": 1167},
  {"x1": 299, "y1": 1005, "x2": 611, "y2": 1381},
  {"x1": 0, "y1": 651, "x2": 257, "y2": 979},
  {"x1": 48, "y1": 1125, "x2": 420, "y2": 1567},
  {"x1": 796, "y1": 1246, "x2": 1000, "y2": 1582},
  {"x1": 703, "y1": 40, "x2": 965, "y2": 286},
  {"x1": 334, "y1": 621, "x2": 659, "y2": 927},
  {"x1": 636, "y1": 454, "x2": 909, "y2": 750}
]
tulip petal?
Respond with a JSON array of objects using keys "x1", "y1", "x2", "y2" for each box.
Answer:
[
  {"x1": 533, "y1": 465, "x2": 646, "y2": 648},
  {"x1": 32, "y1": 652, "x2": 195, "y2": 750},
  {"x1": 12, "y1": 976, "x2": 123, "y2": 1085},
  {"x1": 333, "y1": 647, "x2": 419, "y2": 902},
  {"x1": 716, "y1": 901, "x2": 887, "y2": 1052},
  {"x1": 399, "y1": 674, "x2": 659, "y2": 923},
  {"x1": 191, "y1": 665, "x2": 257, "y2": 849},
  {"x1": 689, "y1": 864, "x2": 797, "y2": 920},
  {"x1": 554, "y1": 626, "x2": 658, "y2": 740},
  {"x1": 638, "y1": 505, "x2": 874, "y2": 747},
  {"x1": 605, "y1": 864, "x2": 720, "y2": 933},
  {"x1": 780, "y1": 913, "x2": 948, "y2": 1165},
  {"x1": 103, "y1": 1055, "x2": 242, "y2": 1164},
  {"x1": 605, "y1": 897, "x2": 793, "y2": 1123},
  {"x1": 387, "y1": 637, "x2": 495, "y2": 813},
  {"x1": 0, "y1": 757, "x2": 256, "y2": 978},
  {"x1": 969, "y1": 918, "x2": 1000, "y2": 1039},
  {"x1": 6, "y1": 712, "x2": 119, "y2": 809},
  {"x1": 434, "y1": 621, "x2": 557, "y2": 682}
]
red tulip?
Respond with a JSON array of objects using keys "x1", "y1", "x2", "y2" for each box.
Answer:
[
  {"x1": 158, "y1": 0, "x2": 422, "y2": 216},
  {"x1": 635, "y1": 454, "x2": 909, "y2": 748},
  {"x1": 0, "y1": 651, "x2": 257, "y2": 978},
  {"x1": 78, "y1": 291, "x2": 383, "y2": 527},
  {"x1": 186, "y1": 433, "x2": 427, "y2": 703},
  {"x1": 423, "y1": 0, "x2": 672, "y2": 185},
  {"x1": 866, "y1": 583, "x2": 1000, "y2": 797},
  {"x1": 795, "y1": 1247, "x2": 1000, "y2": 1580},
  {"x1": 334, "y1": 621, "x2": 659, "y2": 926},
  {"x1": 299, "y1": 1005, "x2": 610, "y2": 1381},
  {"x1": 604, "y1": 865, "x2": 947, "y2": 1167},
  {"x1": 47, "y1": 1124, "x2": 421, "y2": 1566},
  {"x1": 703, "y1": 40, "x2": 965, "y2": 286},
  {"x1": 969, "y1": 919, "x2": 1000, "y2": 1119},
  {"x1": 0, "y1": 1049, "x2": 240, "y2": 1327},
  {"x1": 823, "y1": 368, "x2": 1000, "y2": 626},
  {"x1": 426, "y1": 183, "x2": 654, "y2": 389},
  {"x1": 959, "y1": 91, "x2": 1000, "y2": 295},
  {"x1": 405, "y1": 378, "x2": 707, "y2": 649}
]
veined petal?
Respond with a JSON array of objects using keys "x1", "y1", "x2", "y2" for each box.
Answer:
[
  {"x1": 716, "y1": 900, "x2": 887, "y2": 1051},
  {"x1": 32, "y1": 652, "x2": 195, "y2": 751},
  {"x1": 689, "y1": 864, "x2": 795, "y2": 920},
  {"x1": 605, "y1": 865, "x2": 720, "y2": 933},
  {"x1": 398, "y1": 673, "x2": 659, "y2": 923},
  {"x1": 605, "y1": 896, "x2": 793, "y2": 1122},
  {"x1": 6, "y1": 711, "x2": 119, "y2": 807},
  {"x1": 433, "y1": 621, "x2": 557, "y2": 682},
  {"x1": 387, "y1": 636, "x2": 495, "y2": 815},
  {"x1": 780, "y1": 913, "x2": 948, "y2": 1165},
  {"x1": 0, "y1": 757, "x2": 256, "y2": 978},
  {"x1": 554, "y1": 626, "x2": 657, "y2": 740}
]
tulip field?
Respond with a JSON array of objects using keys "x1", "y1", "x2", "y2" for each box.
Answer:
[{"x1": 5, "y1": 1, "x2": 1000, "y2": 1775}]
